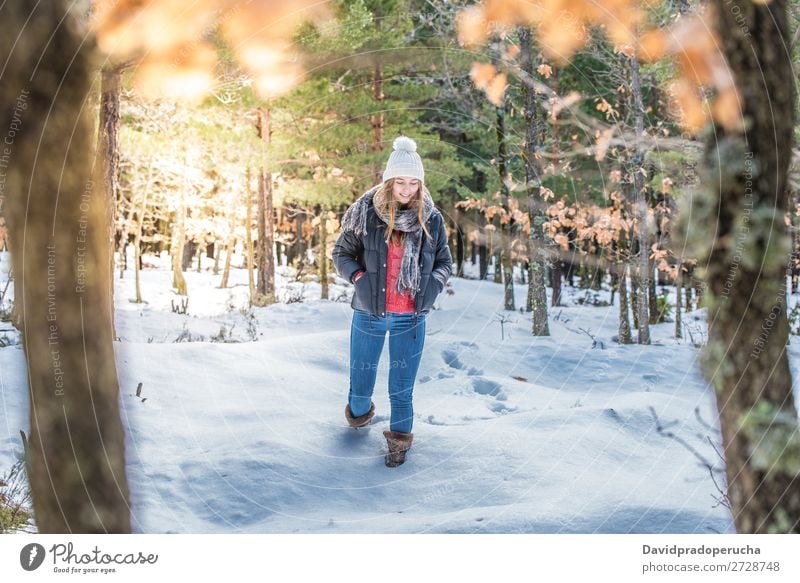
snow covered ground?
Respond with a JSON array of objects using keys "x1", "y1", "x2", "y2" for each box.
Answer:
[{"x1": 2, "y1": 249, "x2": 798, "y2": 533}]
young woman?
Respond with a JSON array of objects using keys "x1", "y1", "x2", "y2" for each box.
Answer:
[{"x1": 332, "y1": 136, "x2": 452, "y2": 467}]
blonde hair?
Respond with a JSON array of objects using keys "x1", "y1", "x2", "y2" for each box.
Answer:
[{"x1": 374, "y1": 178, "x2": 432, "y2": 243}]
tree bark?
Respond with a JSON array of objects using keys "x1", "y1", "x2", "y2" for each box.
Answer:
[
  {"x1": 171, "y1": 176, "x2": 188, "y2": 295},
  {"x1": 648, "y1": 255, "x2": 659, "y2": 324},
  {"x1": 319, "y1": 209, "x2": 329, "y2": 300},
  {"x1": 685, "y1": 265, "x2": 694, "y2": 310},
  {"x1": 220, "y1": 233, "x2": 234, "y2": 289},
  {"x1": 254, "y1": 107, "x2": 275, "y2": 306},
  {"x1": 519, "y1": 26, "x2": 549, "y2": 334},
  {"x1": 675, "y1": 262, "x2": 683, "y2": 339},
  {"x1": 478, "y1": 211, "x2": 488, "y2": 280},
  {"x1": 699, "y1": 0, "x2": 800, "y2": 532},
  {"x1": 245, "y1": 168, "x2": 256, "y2": 303},
  {"x1": 371, "y1": 61, "x2": 385, "y2": 185},
  {"x1": 496, "y1": 100, "x2": 515, "y2": 310},
  {"x1": 629, "y1": 54, "x2": 651, "y2": 344},
  {"x1": 212, "y1": 239, "x2": 221, "y2": 275},
  {"x1": 95, "y1": 67, "x2": 122, "y2": 338},
  {"x1": 453, "y1": 206, "x2": 465, "y2": 277},
  {"x1": 550, "y1": 260, "x2": 563, "y2": 306},
  {"x1": 295, "y1": 211, "x2": 306, "y2": 271},
  {"x1": 132, "y1": 176, "x2": 151, "y2": 304},
  {"x1": 630, "y1": 266, "x2": 640, "y2": 330},
  {"x1": 617, "y1": 262, "x2": 633, "y2": 344},
  {"x1": 0, "y1": 0, "x2": 131, "y2": 532}
]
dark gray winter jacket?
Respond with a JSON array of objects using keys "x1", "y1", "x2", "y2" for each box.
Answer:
[{"x1": 332, "y1": 200, "x2": 452, "y2": 317}]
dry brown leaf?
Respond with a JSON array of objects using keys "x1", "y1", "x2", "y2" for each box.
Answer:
[
  {"x1": 594, "y1": 128, "x2": 615, "y2": 161},
  {"x1": 456, "y1": 6, "x2": 488, "y2": 48},
  {"x1": 486, "y1": 73, "x2": 508, "y2": 106},
  {"x1": 537, "y1": 63, "x2": 553, "y2": 78},
  {"x1": 470, "y1": 62, "x2": 498, "y2": 90}
]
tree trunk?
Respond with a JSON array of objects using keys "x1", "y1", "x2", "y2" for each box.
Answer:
[
  {"x1": 254, "y1": 107, "x2": 275, "y2": 306},
  {"x1": 0, "y1": 0, "x2": 131, "y2": 532},
  {"x1": 246, "y1": 169, "x2": 256, "y2": 304},
  {"x1": 132, "y1": 186, "x2": 150, "y2": 305},
  {"x1": 95, "y1": 66, "x2": 121, "y2": 338},
  {"x1": 491, "y1": 214, "x2": 502, "y2": 284},
  {"x1": 551, "y1": 259, "x2": 563, "y2": 306},
  {"x1": 675, "y1": 262, "x2": 683, "y2": 339},
  {"x1": 630, "y1": 267, "x2": 639, "y2": 330},
  {"x1": 131, "y1": 163, "x2": 153, "y2": 304},
  {"x1": 629, "y1": 54, "x2": 650, "y2": 344},
  {"x1": 609, "y1": 269, "x2": 617, "y2": 306},
  {"x1": 618, "y1": 263, "x2": 633, "y2": 344},
  {"x1": 295, "y1": 211, "x2": 306, "y2": 270},
  {"x1": 371, "y1": 61, "x2": 385, "y2": 185},
  {"x1": 791, "y1": 189, "x2": 800, "y2": 293},
  {"x1": 477, "y1": 210, "x2": 488, "y2": 281},
  {"x1": 171, "y1": 178, "x2": 188, "y2": 295},
  {"x1": 496, "y1": 100, "x2": 515, "y2": 310},
  {"x1": 685, "y1": 265, "x2": 694, "y2": 310},
  {"x1": 519, "y1": 26, "x2": 549, "y2": 334},
  {"x1": 698, "y1": 0, "x2": 800, "y2": 532},
  {"x1": 454, "y1": 206, "x2": 465, "y2": 277},
  {"x1": 220, "y1": 233, "x2": 234, "y2": 289},
  {"x1": 648, "y1": 256, "x2": 659, "y2": 324},
  {"x1": 180, "y1": 238, "x2": 194, "y2": 271},
  {"x1": 212, "y1": 239, "x2": 221, "y2": 275},
  {"x1": 319, "y1": 209, "x2": 329, "y2": 300}
]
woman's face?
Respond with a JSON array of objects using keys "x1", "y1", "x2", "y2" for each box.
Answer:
[{"x1": 391, "y1": 177, "x2": 421, "y2": 207}]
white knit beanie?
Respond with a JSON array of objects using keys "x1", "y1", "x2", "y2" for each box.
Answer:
[{"x1": 382, "y1": 136, "x2": 425, "y2": 183}]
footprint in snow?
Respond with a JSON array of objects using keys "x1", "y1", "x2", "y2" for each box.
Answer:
[
  {"x1": 441, "y1": 349, "x2": 465, "y2": 370},
  {"x1": 471, "y1": 378, "x2": 506, "y2": 401},
  {"x1": 488, "y1": 402, "x2": 516, "y2": 414}
]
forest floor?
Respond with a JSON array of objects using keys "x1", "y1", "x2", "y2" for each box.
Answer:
[{"x1": 3, "y1": 250, "x2": 798, "y2": 533}]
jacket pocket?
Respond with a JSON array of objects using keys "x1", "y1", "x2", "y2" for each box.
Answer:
[
  {"x1": 353, "y1": 271, "x2": 368, "y2": 303},
  {"x1": 418, "y1": 276, "x2": 440, "y2": 313}
]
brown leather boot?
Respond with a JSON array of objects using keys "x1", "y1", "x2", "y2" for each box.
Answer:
[
  {"x1": 383, "y1": 430, "x2": 413, "y2": 467},
  {"x1": 345, "y1": 401, "x2": 375, "y2": 428}
]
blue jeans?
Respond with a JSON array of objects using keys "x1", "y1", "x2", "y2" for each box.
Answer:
[{"x1": 348, "y1": 310, "x2": 426, "y2": 433}]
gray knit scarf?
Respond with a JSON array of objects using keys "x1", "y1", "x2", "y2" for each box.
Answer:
[{"x1": 340, "y1": 184, "x2": 435, "y2": 294}]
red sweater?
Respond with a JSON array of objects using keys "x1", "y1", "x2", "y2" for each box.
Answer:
[{"x1": 385, "y1": 231, "x2": 415, "y2": 313}]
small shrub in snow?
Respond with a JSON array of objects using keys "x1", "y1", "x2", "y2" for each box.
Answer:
[
  {"x1": 210, "y1": 323, "x2": 238, "y2": 343},
  {"x1": 171, "y1": 297, "x2": 189, "y2": 314},
  {"x1": 280, "y1": 284, "x2": 306, "y2": 304},
  {"x1": 683, "y1": 321, "x2": 707, "y2": 347},
  {"x1": 238, "y1": 306, "x2": 259, "y2": 341},
  {"x1": 575, "y1": 290, "x2": 610, "y2": 307},
  {"x1": 788, "y1": 303, "x2": 800, "y2": 335},
  {"x1": 0, "y1": 303, "x2": 13, "y2": 323},
  {"x1": 174, "y1": 321, "x2": 204, "y2": 342},
  {"x1": 493, "y1": 313, "x2": 516, "y2": 340},
  {"x1": 0, "y1": 443, "x2": 32, "y2": 533},
  {"x1": 331, "y1": 288, "x2": 350, "y2": 303},
  {"x1": 225, "y1": 292, "x2": 237, "y2": 314},
  {"x1": 552, "y1": 309, "x2": 570, "y2": 323}
]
